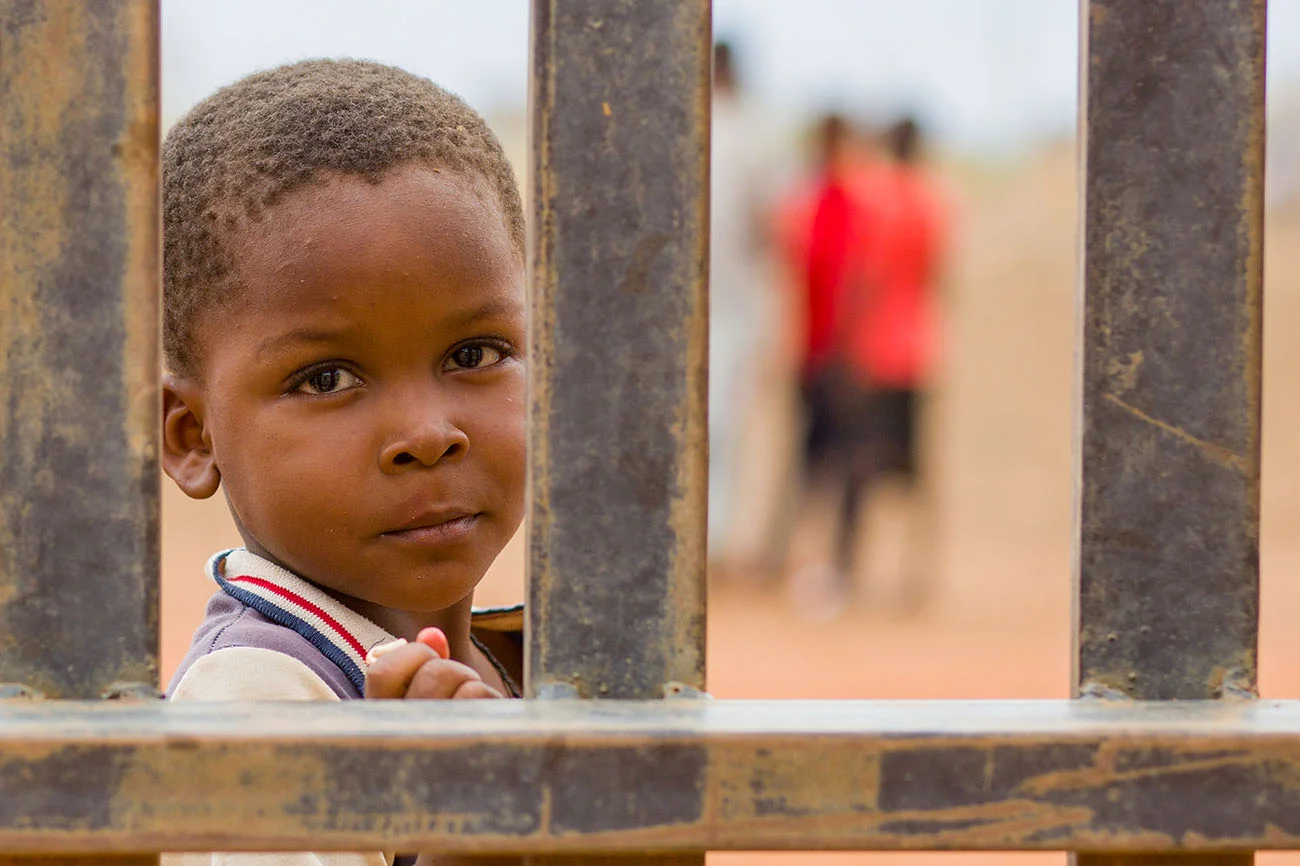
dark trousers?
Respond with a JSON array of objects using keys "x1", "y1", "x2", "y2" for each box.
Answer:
[{"x1": 787, "y1": 365, "x2": 919, "y2": 581}]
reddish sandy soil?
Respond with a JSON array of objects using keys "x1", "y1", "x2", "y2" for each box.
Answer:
[{"x1": 159, "y1": 145, "x2": 1300, "y2": 865}]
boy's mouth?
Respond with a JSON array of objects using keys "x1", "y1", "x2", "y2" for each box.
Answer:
[{"x1": 381, "y1": 508, "x2": 481, "y2": 546}]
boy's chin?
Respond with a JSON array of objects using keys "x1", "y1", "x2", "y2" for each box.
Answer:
[{"x1": 362, "y1": 571, "x2": 485, "y2": 614}]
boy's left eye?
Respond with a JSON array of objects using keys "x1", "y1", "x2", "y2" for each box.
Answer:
[
  {"x1": 445, "y1": 344, "x2": 505, "y2": 371},
  {"x1": 294, "y1": 366, "x2": 363, "y2": 395}
]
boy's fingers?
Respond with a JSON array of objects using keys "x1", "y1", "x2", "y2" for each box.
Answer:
[
  {"x1": 451, "y1": 680, "x2": 504, "y2": 700},
  {"x1": 364, "y1": 642, "x2": 441, "y2": 699},
  {"x1": 365, "y1": 637, "x2": 409, "y2": 665},
  {"x1": 365, "y1": 642, "x2": 497, "y2": 700},
  {"x1": 415, "y1": 627, "x2": 450, "y2": 660},
  {"x1": 405, "y1": 657, "x2": 483, "y2": 700}
]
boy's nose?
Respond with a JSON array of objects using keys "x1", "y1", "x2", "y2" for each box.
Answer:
[{"x1": 379, "y1": 417, "x2": 469, "y2": 471}]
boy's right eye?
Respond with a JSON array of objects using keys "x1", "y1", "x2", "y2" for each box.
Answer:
[{"x1": 293, "y1": 366, "x2": 363, "y2": 396}]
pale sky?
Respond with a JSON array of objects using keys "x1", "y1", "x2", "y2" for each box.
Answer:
[{"x1": 162, "y1": 1, "x2": 1300, "y2": 155}]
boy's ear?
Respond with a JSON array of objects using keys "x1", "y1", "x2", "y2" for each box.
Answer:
[{"x1": 161, "y1": 374, "x2": 220, "y2": 500}]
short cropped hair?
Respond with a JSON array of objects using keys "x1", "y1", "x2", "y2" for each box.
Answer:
[{"x1": 162, "y1": 58, "x2": 525, "y2": 376}]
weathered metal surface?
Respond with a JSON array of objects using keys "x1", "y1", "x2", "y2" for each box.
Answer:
[
  {"x1": 0, "y1": 860, "x2": 158, "y2": 866},
  {"x1": 1074, "y1": 2, "x2": 1266, "y2": 864},
  {"x1": 528, "y1": 6, "x2": 709, "y2": 863},
  {"x1": 0, "y1": 1, "x2": 161, "y2": 701},
  {"x1": 1, "y1": 4, "x2": 161, "y2": 865},
  {"x1": 0, "y1": 700, "x2": 1298, "y2": 853},
  {"x1": 526, "y1": 0, "x2": 710, "y2": 702},
  {"x1": 1080, "y1": 859, "x2": 1250, "y2": 866},
  {"x1": 1075, "y1": 0, "x2": 1265, "y2": 703}
]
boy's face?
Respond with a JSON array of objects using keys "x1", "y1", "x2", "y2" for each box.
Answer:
[{"x1": 165, "y1": 164, "x2": 525, "y2": 618}]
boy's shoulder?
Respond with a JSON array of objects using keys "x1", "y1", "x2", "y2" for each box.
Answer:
[
  {"x1": 167, "y1": 549, "x2": 526, "y2": 701},
  {"x1": 168, "y1": 590, "x2": 360, "y2": 699},
  {"x1": 169, "y1": 548, "x2": 397, "y2": 700}
]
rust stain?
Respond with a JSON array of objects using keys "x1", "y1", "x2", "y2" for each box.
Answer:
[
  {"x1": 1100, "y1": 393, "x2": 1248, "y2": 474},
  {"x1": 1237, "y1": 0, "x2": 1267, "y2": 543},
  {"x1": 616, "y1": 233, "x2": 670, "y2": 295},
  {"x1": 1207, "y1": 658, "x2": 1257, "y2": 700},
  {"x1": 660, "y1": 2, "x2": 712, "y2": 694},
  {"x1": 525, "y1": 0, "x2": 560, "y2": 697},
  {"x1": 120, "y1": 0, "x2": 162, "y2": 479},
  {"x1": 1018, "y1": 746, "x2": 1260, "y2": 797},
  {"x1": 1104, "y1": 351, "x2": 1143, "y2": 393}
]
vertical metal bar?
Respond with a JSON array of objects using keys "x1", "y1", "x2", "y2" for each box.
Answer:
[
  {"x1": 526, "y1": 0, "x2": 709, "y2": 705},
  {"x1": 0, "y1": 0, "x2": 160, "y2": 854},
  {"x1": 0, "y1": 0, "x2": 160, "y2": 702},
  {"x1": 526, "y1": 0, "x2": 708, "y2": 861},
  {"x1": 0, "y1": 2, "x2": 160, "y2": 864},
  {"x1": 1074, "y1": 1, "x2": 1264, "y2": 864}
]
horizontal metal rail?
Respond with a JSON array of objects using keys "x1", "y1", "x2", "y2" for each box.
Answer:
[{"x1": 0, "y1": 699, "x2": 1295, "y2": 854}]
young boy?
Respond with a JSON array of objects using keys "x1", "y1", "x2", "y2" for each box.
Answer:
[{"x1": 160, "y1": 59, "x2": 528, "y2": 864}]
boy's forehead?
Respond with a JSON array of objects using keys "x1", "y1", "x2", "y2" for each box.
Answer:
[
  {"x1": 186, "y1": 166, "x2": 523, "y2": 367},
  {"x1": 245, "y1": 167, "x2": 504, "y2": 256},
  {"x1": 228, "y1": 167, "x2": 520, "y2": 305}
]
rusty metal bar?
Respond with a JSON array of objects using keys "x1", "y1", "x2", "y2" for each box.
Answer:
[
  {"x1": 1074, "y1": 1, "x2": 1266, "y2": 865},
  {"x1": 0, "y1": 0, "x2": 161, "y2": 700},
  {"x1": 0, "y1": 3, "x2": 159, "y2": 864},
  {"x1": 526, "y1": 0, "x2": 710, "y2": 701},
  {"x1": 0, "y1": 699, "x2": 1297, "y2": 853},
  {"x1": 527, "y1": 2, "x2": 709, "y2": 859}
]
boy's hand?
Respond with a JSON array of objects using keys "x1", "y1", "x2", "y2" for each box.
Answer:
[{"x1": 365, "y1": 627, "x2": 504, "y2": 700}]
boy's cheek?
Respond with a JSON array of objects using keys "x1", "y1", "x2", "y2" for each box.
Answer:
[{"x1": 479, "y1": 384, "x2": 527, "y2": 461}]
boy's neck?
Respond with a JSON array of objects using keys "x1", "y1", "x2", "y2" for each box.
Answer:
[{"x1": 335, "y1": 591, "x2": 478, "y2": 660}]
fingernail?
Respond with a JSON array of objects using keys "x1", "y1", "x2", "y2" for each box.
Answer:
[
  {"x1": 416, "y1": 626, "x2": 449, "y2": 659},
  {"x1": 365, "y1": 638, "x2": 408, "y2": 665}
]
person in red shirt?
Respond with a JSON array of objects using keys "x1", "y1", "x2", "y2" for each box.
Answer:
[
  {"x1": 771, "y1": 115, "x2": 946, "y2": 617},
  {"x1": 833, "y1": 116, "x2": 947, "y2": 610},
  {"x1": 768, "y1": 115, "x2": 875, "y2": 609},
  {"x1": 773, "y1": 115, "x2": 879, "y2": 475},
  {"x1": 848, "y1": 118, "x2": 945, "y2": 392}
]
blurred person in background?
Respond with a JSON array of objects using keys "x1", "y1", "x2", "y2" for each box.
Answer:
[
  {"x1": 770, "y1": 114, "x2": 947, "y2": 618},
  {"x1": 708, "y1": 39, "x2": 780, "y2": 578},
  {"x1": 836, "y1": 115, "x2": 948, "y2": 612},
  {"x1": 767, "y1": 112, "x2": 880, "y2": 614}
]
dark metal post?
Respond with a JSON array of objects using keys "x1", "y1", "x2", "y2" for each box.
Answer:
[
  {"x1": 0, "y1": 1, "x2": 159, "y2": 861},
  {"x1": 1074, "y1": 1, "x2": 1265, "y2": 864},
  {"x1": 526, "y1": 0, "x2": 709, "y2": 861}
]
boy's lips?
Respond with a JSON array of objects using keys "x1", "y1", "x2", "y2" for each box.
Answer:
[{"x1": 381, "y1": 508, "x2": 481, "y2": 546}]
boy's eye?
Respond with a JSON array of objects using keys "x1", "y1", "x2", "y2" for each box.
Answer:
[
  {"x1": 294, "y1": 367, "x2": 363, "y2": 395},
  {"x1": 446, "y1": 344, "x2": 505, "y2": 371}
]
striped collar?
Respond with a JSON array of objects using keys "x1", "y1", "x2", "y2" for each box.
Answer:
[{"x1": 208, "y1": 549, "x2": 397, "y2": 695}]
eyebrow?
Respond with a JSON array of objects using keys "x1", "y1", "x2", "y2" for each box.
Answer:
[
  {"x1": 440, "y1": 298, "x2": 522, "y2": 331},
  {"x1": 255, "y1": 327, "x2": 355, "y2": 360},
  {"x1": 253, "y1": 299, "x2": 521, "y2": 360}
]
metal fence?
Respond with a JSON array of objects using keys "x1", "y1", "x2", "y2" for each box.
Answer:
[{"x1": 0, "y1": 0, "x2": 1280, "y2": 864}]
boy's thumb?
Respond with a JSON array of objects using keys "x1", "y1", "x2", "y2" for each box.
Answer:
[{"x1": 416, "y1": 626, "x2": 450, "y2": 660}]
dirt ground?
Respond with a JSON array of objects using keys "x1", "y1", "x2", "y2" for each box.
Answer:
[{"x1": 159, "y1": 143, "x2": 1300, "y2": 864}]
